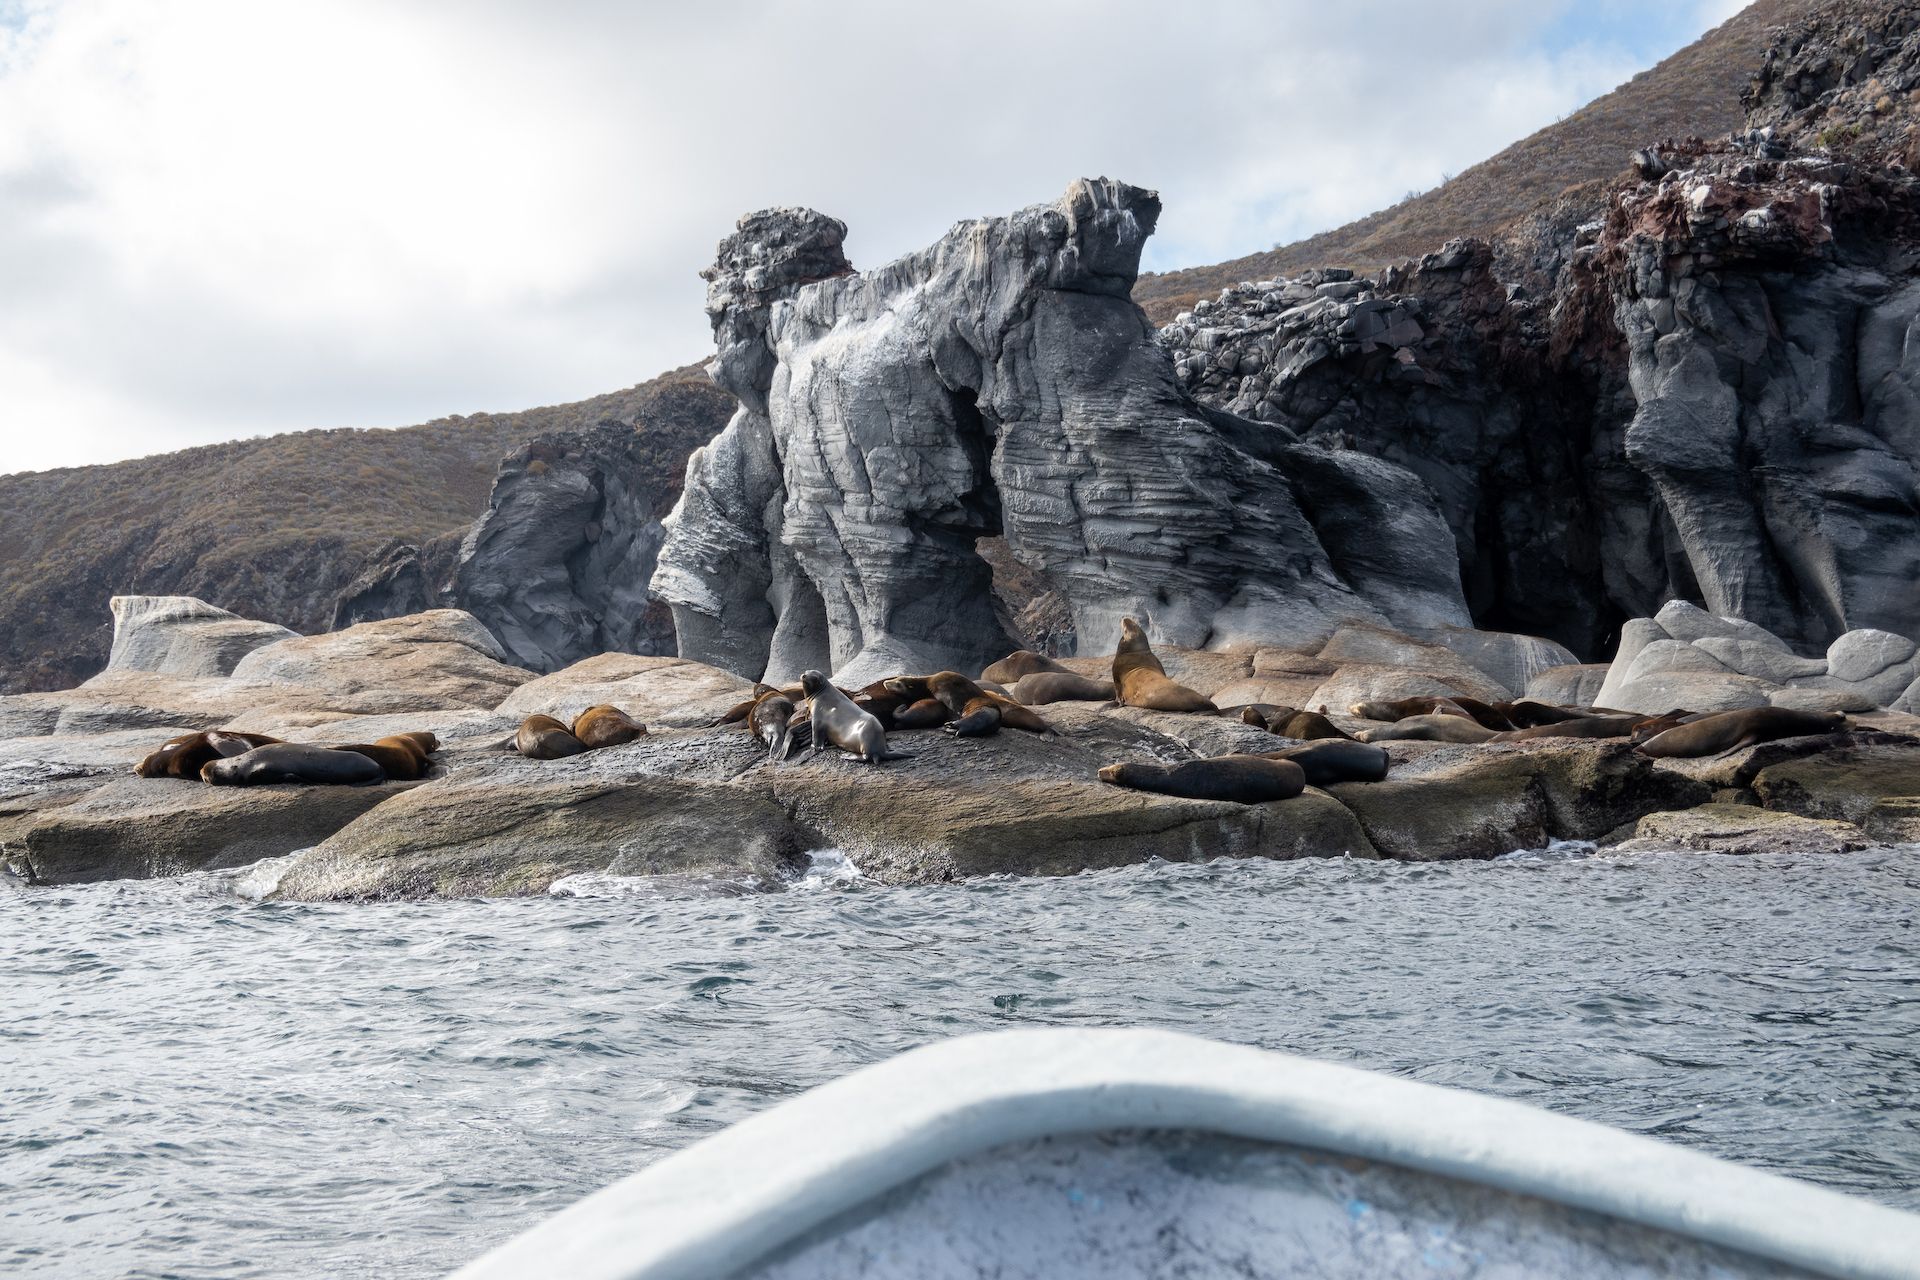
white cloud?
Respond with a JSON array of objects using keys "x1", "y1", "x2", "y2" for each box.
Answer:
[{"x1": 0, "y1": 1, "x2": 1725, "y2": 473}]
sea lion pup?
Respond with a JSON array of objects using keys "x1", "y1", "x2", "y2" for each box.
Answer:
[
  {"x1": 1098, "y1": 755, "x2": 1306, "y2": 804},
  {"x1": 573, "y1": 704, "x2": 647, "y2": 750},
  {"x1": 1487, "y1": 715, "x2": 1640, "y2": 742},
  {"x1": 333, "y1": 734, "x2": 436, "y2": 780},
  {"x1": 982, "y1": 649, "x2": 1069, "y2": 685},
  {"x1": 800, "y1": 670, "x2": 911, "y2": 763},
  {"x1": 1257, "y1": 739, "x2": 1390, "y2": 786},
  {"x1": 1634, "y1": 707, "x2": 1848, "y2": 759},
  {"x1": 515, "y1": 714, "x2": 588, "y2": 760},
  {"x1": 749, "y1": 688, "x2": 801, "y2": 761},
  {"x1": 1277, "y1": 710, "x2": 1353, "y2": 741},
  {"x1": 201, "y1": 743, "x2": 386, "y2": 787},
  {"x1": 133, "y1": 730, "x2": 281, "y2": 779},
  {"x1": 1493, "y1": 699, "x2": 1588, "y2": 729},
  {"x1": 1013, "y1": 671, "x2": 1115, "y2": 706},
  {"x1": 928, "y1": 671, "x2": 1054, "y2": 737},
  {"x1": 1355, "y1": 713, "x2": 1499, "y2": 744},
  {"x1": 1112, "y1": 617, "x2": 1216, "y2": 713}
]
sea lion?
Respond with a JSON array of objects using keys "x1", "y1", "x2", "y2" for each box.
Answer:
[
  {"x1": 928, "y1": 671, "x2": 1053, "y2": 736},
  {"x1": 516, "y1": 714, "x2": 588, "y2": 759},
  {"x1": 134, "y1": 730, "x2": 281, "y2": 780},
  {"x1": 1634, "y1": 708, "x2": 1848, "y2": 759},
  {"x1": 1626, "y1": 710, "x2": 1694, "y2": 745},
  {"x1": 573, "y1": 704, "x2": 647, "y2": 750},
  {"x1": 1488, "y1": 716, "x2": 1640, "y2": 742},
  {"x1": 889, "y1": 698, "x2": 955, "y2": 730},
  {"x1": 1349, "y1": 696, "x2": 1471, "y2": 723},
  {"x1": 800, "y1": 670, "x2": 910, "y2": 763},
  {"x1": 201, "y1": 743, "x2": 386, "y2": 787},
  {"x1": 718, "y1": 685, "x2": 774, "y2": 725},
  {"x1": 1257, "y1": 739, "x2": 1390, "y2": 785},
  {"x1": 1237, "y1": 704, "x2": 1298, "y2": 730},
  {"x1": 1098, "y1": 755, "x2": 1306, "y2": 804},
  {"x1": 333, "y1": 734, "x2": 436, "y2": 780},
  {"x1": 1112, "y1": 617, "x2": 1216, "y2": 713},
  {"x1": 982, "y1": 649, "x2": 1069, "y2": 685},
  {"x1": 1277, "y1": 711, "x2": 1353, "y2": 741},
  {"x1": 749, "y1": 689, "x2": 801, "y2": 761},
  {"x1": 1355, "y1": 714, "x2": 1500, "y2": 744},
  {"x1": 1013, "y1": 671, "x2": 1114, "y2": 706},
  {"x1": 1493, "y1": 700, "x2": 1588, "y2": 728}
]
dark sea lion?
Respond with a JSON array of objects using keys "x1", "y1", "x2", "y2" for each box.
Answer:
[
  {"x1": 1013, "y1": 671, "x2": 1115, "y2": 705},
  {"x1": 1488, "y1": 716, "x2": 1640, "y2": 742},
  {"x1": 928, "y1": 671, "x2": 1054, "y2": 737},
  {"x1": 889, "y1": 698, "x2": 955, "y2": 730},
  {"x1": 1349, "y1": 696, "x2": 1471, "y2": 723},
  {"x1": 573, "y1": 704, "x2": 648, "y2": 750},
  {"x1": 718, "y1": 684, "x2": 775, "y2": 725},
  {"x1": 134, "y1": 730, "x2": 281, "y2": 780},
  {"x1": 1277, "y1": 711, "x2": 1353, "y2": 741},
  {"x1": 1635, "y1": 708, "x2": 1848, "y2": 759},
  {"x1": 1627, "y1": 711, "x2": 1694, "y2": 745},
  {"x1": 801, "y1": 670, "x2": 910, "y2": 763},
  {"x1": 749, "y1": 689, "x2": 800, "y2": 761},
  {"x1": 1493, "y1": 700, "x2": 1588, "y2": 728},
  {"x1": 1098, "y1": 755, "x2": 1306, "y2": 804},
  {"x1": 515, "y1": 714, "x2": 588, "y2": 760},
  {"x1": 1237, "y1": 704, "x2": 1299, "y2": 730},
  {"x1": 982, "y1": 649, "x2": 1069, "y2": 685},
  {"x1": 1257, "y1": 740, "x2": 1390, "y2": 785},
  {"x1": 1356, "y1": 714, "x2": 1499, "y2": 744},
  {"x1": 1112, "y1": 617, "x2": 1216, "y2": 713},
  {"x1": 201, "y1": 743, "x2": 386, "y2": 787},
  {"x1": 333, "y1": 734, "x2": 434, "y2": 780}
]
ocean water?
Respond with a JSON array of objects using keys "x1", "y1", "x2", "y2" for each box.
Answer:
[{"x1": 3, "y1": 845, "x2": 1918, "y2": 1280}]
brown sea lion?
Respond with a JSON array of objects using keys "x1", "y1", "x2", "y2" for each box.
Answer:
[
  {"x1": 749, "y1": 689, "x2": 801, "y2": 761},
  {"x1": 1112, "y1": 617, "x2": 1216, "y2": 713},
  {"x1": 333, "y1": 734, "x2": 435, "y2": 780},
  {"x1": 201, "y1": 743, "x2": 386, "y2": 787},
  {"x1": 801, "y1": 670, "x2": 910, "y2": 763},
  {"x1": 1257, "y1": 740, "x2": 1390, "y2": 785},
  {"x1": 1635, "y1": 708, "x2": 1848, "y2": 759},
  {"x1": 1349, "y1": 696, "x2": 1471, "y2": 723},
  {"x1": 1493, "y1": 700, "x2": 1588, "y2": 729},
  {"x1": 718, "y1": 684, "x2": 777, "y2": 725},
  {"x1": 1237, "y1": 704, "x2": 1299, "y2": 730},
  {"x1": 982, "y1": 649, "x2": 1069, "y2": 685},
  {"x1": 134, "y1": 730, "x2": 281, "y2": 780},
  {"x1": 928, "y1": 671, "x2": 1053, "y2": 737},
  {"x1": 1098, "y1": 755, "x2": 1306, "y2": 804},
  {"x1": 384, "y1": 730, "x2": 439, "y2": 755},
  {"x1": 1013, "y1": 672, "x2": 1114, "y2": 706},
  {"x1": 890, "y1": 697, "x2": 956, "y2": 730},
  {"x1": 1356, "y1": 714, "x2": 1499, "y2": 744},
  {"x1": 1488, "y1": 716, "x2": 1640, "y2": 742},
  {"x1": 516, "y1": 714, "x2": 588, "y2": 759},
  {"x1": 1277, "y1": 711, "x2": 1353, "y2": 741},
  {"x1": 1626, "y1": 711, "x2": 1694, "y2": 745},
  {"x1": 573, "y1": 705, "x2": 647, "y2": 750}
]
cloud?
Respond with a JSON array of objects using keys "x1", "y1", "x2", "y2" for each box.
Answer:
[{"x1": 0, "y1": 1, "x2": 1728, "y2": 474}]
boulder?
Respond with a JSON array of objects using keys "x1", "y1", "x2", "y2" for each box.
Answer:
[
  {"x1": 1419, "y1": 626, "x2": 1578, "y2": 700},
  {"x1": 1751, "y1": 743, "x2": 1920, "y2": 823},
  {"x1": 1611, "y1": 803, "x2": 1875, "y2": 856},
  {"x1": 494, "y1": 654, "x2": 754, "y2": 728},
  {"x1": 1825, "y1": 628, "x2": 1918, "y2": 684},
  {"x1": 16, "y1": 776, "x2": 415, "y2": 885},
  {"x1": 1862, "y1": 797, "x2": 1920, "y2": 845},
  {"x1": 98, "y1": 596, "x2": 297, "y2": 679},
  {"x1": 1305, "y1": 664, "x2": 1506, "y2": 715},
  {"x1": 1692, "y1": 637, "x2": 1827, "y2": 684},
  {"x1": 1524, "y1": 663, "x2": 1611, "y2": 708},
  {"x1": 1767, "y1": 686, "x2": 1881, "y2": 713},
  {"x1": 229, "y1": 611, "x2": 533, "y2": 714}
]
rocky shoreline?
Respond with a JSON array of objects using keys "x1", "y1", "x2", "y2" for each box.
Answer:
[{"x1": 3, "y1": 597, "x2": 1915, "y2": 901}]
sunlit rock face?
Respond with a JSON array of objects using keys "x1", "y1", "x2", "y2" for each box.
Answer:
[{"x1": 652, "y1": 179, "x2": 1470, "y2": 682}]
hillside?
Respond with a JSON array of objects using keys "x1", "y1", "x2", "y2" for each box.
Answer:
[
  {"x1": 0, "y1": 365, "x2": 734, "y2": 692},
  {"x1": 1132, "y1": 0, "x2": 1809, "y2": 322}
]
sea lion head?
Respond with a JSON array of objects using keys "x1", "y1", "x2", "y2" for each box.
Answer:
[
  {"x1": 1117, "y1": 617, "x2": 1149, "y2": 651},
  {"x1": 200, "y1": 756, "x2": 245, "y2": 786},
  {"x1": 799, "y1": 669, "x2": 831, "y2": 697},
  {"x1": 1096, "y1": 763, "x2": 1129, "y2": 784}
]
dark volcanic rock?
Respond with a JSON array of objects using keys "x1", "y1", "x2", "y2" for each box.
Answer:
[{"x1": 654, "y1": 179, "x2": 1472, "y2": 685}]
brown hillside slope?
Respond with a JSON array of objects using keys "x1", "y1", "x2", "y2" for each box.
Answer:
[
  {"x1": 1133, "y1": 0, "x2": 1810, "y2": 322},
  {"x1": 0, "y1": 365, "x2": 734, "y2": 693}
]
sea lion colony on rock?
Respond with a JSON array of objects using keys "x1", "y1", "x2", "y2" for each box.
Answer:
[
  {"x1": 512, "y1": 705, "x2": 652, "y2": 759},
  {"x1": 132, "y1": 730, "x2": 442, "y2": 786}
]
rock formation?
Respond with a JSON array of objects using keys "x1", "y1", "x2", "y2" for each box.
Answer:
[
  {"x1": 101, "y1": 595, "x2": 297, "y2": 679},
  {"x1": 654, "y1": 180, "x2": 1473, "y2": 684}
]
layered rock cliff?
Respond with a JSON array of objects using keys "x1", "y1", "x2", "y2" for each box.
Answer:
[{"x1": 653, "y1": 181, "x2": 1474, "y2": 684}]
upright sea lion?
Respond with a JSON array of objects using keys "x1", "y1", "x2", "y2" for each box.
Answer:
[
  {"x1": 1488, "y1": 716, "x2": 1640, "y2": 742},
  {"x1": 1013, "y1": 671, "x2": 1114, "y2": 706},
  {"x1": 516, "y1": 714, "x2": 588, "y2": 760},
  {"x1": 800, "y1": 670, "x2": 910, "y2": 763},
  {"x1": 1493, "y1": 700, "x2": 1588, "y2": 728},
  {"x1": 1277, "y1": 711, "x2": 1353, "y2": 741},
  {"x1": 573, "y1": 705, "x2": 647, "y2": 750},
  {"x1": 201, "y1": 743, "x2": 386, "y2": 787},
  {"x1": 749, "y1": 689, "x2": 801, "y2": 761},
  {"x1": 333, "y1": 734, "x2": 436, "y2": 780},
  {"x1": 1634, "y1": 708, "x2": 1847, "y2": 759},
  {"x1": 1098, "y1": 755, "x2": 1306, "y2": 804},
  {"x1": 928, "y1": 671, "x2": 1053, "y2": 736},
  {"x1": 1257, "y1": 739, "x2": 1390, "y2": 785},
  {"x1": 982, "y1": 649, "x2": 1069, "y2": 685},
  {"x1": 134, "y1": 730, "x2": 281, "y2": 780},
  {"x1": 1355, "y1": 714, "x2": 1499, "y2": 744},
  {"x1": 1112, "y1": 617, "x2": 1215, "y2": 713}
]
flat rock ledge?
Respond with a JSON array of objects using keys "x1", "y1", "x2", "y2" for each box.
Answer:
[{"x1": 4, "y1": 634, "x2": 1919, "y2": 898}]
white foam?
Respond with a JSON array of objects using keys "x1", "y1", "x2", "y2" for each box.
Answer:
[{"x1": 790, "y1": 847, "x2": 864, "y2": 891}]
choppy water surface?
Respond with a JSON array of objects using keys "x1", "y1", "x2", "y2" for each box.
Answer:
[{"x1": 4, "y1": 846, "x2": 1919, "y2": 1280}]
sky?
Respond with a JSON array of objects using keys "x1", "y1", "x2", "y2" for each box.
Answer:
[{"x1": 0, "y1": 0, "x2": 1752, "y2": 475}]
